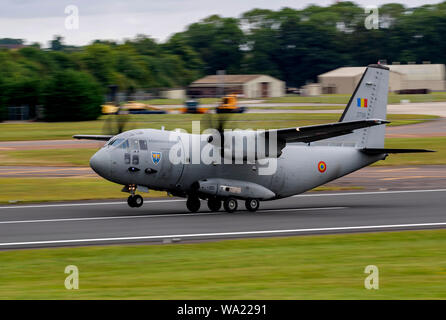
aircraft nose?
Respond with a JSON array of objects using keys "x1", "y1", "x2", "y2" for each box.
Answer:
[{"x1": 90, "y1": 149, "x2": 111, "y2": 178}]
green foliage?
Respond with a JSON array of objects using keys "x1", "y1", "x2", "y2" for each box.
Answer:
[
  {"x1": 42, "y1": 70, "x2": 103, "y2": 121},
  {"x1": 2, "y1": 1, "x2": 446, "y2": 118}
]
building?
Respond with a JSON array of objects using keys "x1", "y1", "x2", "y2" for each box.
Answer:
[
  {"x1": 160, "y1": 88, "x2": 186, "y2": 100},
  {"x1": 388, "y1": 63, "x2": 446, "y2": 91},
  {"x1": 317, "y1": 63, "x2": 445, "y2": 94},
  {"x1": 188, "y1": 74, "x2": 285, "y2": 98}
]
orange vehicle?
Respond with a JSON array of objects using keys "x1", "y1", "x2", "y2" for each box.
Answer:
[
  {"x1": 215, "y1": 94, "x2": 245, "y2": 114},
  {"x1": 180, "y1": 100, "x2": 209, "y2": 114}
]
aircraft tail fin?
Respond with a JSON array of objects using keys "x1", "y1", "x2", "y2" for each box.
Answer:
[{"x1": 328, "y1": 64, "x2": 390, "y2": 148}]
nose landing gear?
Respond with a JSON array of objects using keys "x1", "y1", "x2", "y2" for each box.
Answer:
[{"x1": 128, "y1": 194, "x2": 143, "y2": 208}]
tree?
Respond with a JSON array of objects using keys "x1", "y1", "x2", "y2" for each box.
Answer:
[
  {"x1": 50, "y1": 35, "x2": 65, "y2": 51},
  {"x1": 43, "y1": 70, "x2": 103, "y2": 121}
]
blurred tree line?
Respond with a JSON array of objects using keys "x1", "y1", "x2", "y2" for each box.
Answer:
[{"x1": 1, "y1": 1, "x2": 446, "y2": 121}]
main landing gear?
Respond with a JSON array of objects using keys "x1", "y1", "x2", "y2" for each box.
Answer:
[
  {"x1": 186, "y1": 196, "x2": 260, "y2": 213},
  {"x1": 186, "y1": 195, "x2": 201, "y2": 213},
  {"x1": 128, "y1": 194, "x2": 143, "y2": 208}
]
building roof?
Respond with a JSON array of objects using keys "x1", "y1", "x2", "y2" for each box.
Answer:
[
  {"x1": 318, "y1": 67, "x2": 367, "y2": 78},
  {"x1": 191, "y1": 74, "x2": 264, "y2": 85},
  {"x1": 319, "y1": 64, "x2": 445, "y2": 80}
]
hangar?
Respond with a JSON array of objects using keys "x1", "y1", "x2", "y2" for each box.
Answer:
[
  {"x1": 318, "y1": 63, "x2": 446, "y2": 94},
  {"x1": 188, "y1": 74, "x2": 285, "y2": 98}
]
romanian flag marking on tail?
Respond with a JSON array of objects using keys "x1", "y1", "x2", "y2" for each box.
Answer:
[{"x1": 357, "y1": 98, "x2": 368, "y2": 108}]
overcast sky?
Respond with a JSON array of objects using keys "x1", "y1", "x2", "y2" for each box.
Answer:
[{"x1": 0, "y1": 0, "x2": 443, "y2": 46}]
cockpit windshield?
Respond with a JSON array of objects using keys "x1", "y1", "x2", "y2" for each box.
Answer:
[{"x1": 108, "y1": 138, "x2": 124, "y2": 147}]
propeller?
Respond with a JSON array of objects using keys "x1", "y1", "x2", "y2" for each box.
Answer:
[
  {"x1": 103, "y1": 85, "x2": 129, "y2": 136},
  {"x1": 202, "y1": 110, "x2": 231, "y2": 158}
]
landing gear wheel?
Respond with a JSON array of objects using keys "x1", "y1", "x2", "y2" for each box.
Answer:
[
  {"x1": 245, "y1": 199, "x2": 260, "y2": 212},
  {"x1": 223, "y1": 197, "x2": 238, "y2": 213},
  {"x1": 127, "y1": 195, "x2": 143, "y2": 208},
  {"x1": 186, "y1": 196, "x2": 201, "y2": 213},
  {"x1": 207, "y1": 198, "x2": 222, "y2": 212},
  {"x1": 127, "y1": 195, "x2": 135, "y2": 207},
  {"x1": 133, "y1": 194, "x2": 143, "y2": 208}
]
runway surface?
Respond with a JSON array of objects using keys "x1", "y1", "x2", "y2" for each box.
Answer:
[{"x1": 0, "y1": 189, "x2": 445, "y2": 250}]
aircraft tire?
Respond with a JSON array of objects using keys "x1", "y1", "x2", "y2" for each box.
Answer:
[
  {"x1": 245, "y1": 199, "x2": 260, "y2": 212},
  {"x1": 133, "y1": 195, "x2": 143, "y2": 208},
  {"x1": 127, "y1": 195, "x2": 135, "y2": 208},
  {"x1": 223, "y1": 198, "x2": 238, "y2": 213},
  {"x1": 207, "y1": 198, "x2": 222, "y2": 212},
  {"x1": 186, "y1": 196, "x2": 201, "y2": 213}
]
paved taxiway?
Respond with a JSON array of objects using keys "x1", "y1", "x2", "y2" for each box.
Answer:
[{"x1": 0, "y1": 189, "x2": 445, "y2": 250}]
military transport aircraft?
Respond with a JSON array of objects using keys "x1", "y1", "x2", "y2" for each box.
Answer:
[{"x1": 74, "y1": 64, "x2": 432, "y2": 213}]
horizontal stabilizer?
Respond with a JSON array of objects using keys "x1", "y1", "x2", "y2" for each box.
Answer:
[
  {"x1": 73, "y1": 135, "x2": 113, "y2": 141},
  {"x1": 361, "y1": 148, "x2": 435, "y2": 155}
]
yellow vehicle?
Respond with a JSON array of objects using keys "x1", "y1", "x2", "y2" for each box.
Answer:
[
  {"x1": 215, "y1": 94, "x2": 245, "y2": 114},
  {"x1": 102, "y1": 102, "x2": 166, "y2": 115}
]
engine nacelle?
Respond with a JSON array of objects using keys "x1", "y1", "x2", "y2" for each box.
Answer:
[{"x1": 195, "y1": 178, "x2": 276, "y2": 200}]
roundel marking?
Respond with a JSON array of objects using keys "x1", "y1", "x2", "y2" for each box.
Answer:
[{"x1": 318, "y1": 161, "x2": 327, "y2": 173}]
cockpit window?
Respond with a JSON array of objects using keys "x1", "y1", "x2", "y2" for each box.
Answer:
[
  {"x1": 108, "y1": 138, "x2": 124, "y2": 147},
  {"x1": 120, "y1": 140, "x2": 129, "y2": 149}
]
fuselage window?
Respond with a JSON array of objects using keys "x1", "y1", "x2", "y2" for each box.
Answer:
[
  {"x1": 124, "y1": 153, "x2": 131, "y2": 164},
  {"x1": 139, "y1": 140, "x2": 148, "y2": 150},
  {"x1": 132, "y1": 155, "x2": 139, "y2": 165}
]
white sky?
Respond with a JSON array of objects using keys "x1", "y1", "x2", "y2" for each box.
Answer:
[{"x1": 0, "y1": 0, "x2": 443, "y2": 46}]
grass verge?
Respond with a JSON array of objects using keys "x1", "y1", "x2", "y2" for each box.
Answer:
[
  {"x1": 0, "y1": 229, "x2": 445, "y2": 299},
  {"x1": 0, "y1": 177, "x2": 166, "y2": 203},
  {"x1": 376, "y1": 137, "x2": 446, "y2": 166}
]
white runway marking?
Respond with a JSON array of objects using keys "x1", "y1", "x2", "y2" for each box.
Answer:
[
  {"x1": 293, "y1": 189, "x2": 446, "y2": 198},
  {"x1": 1, "y1": 221, "x2": 446, "y2": 247},
  {"x1": 0, "y1": 189, "x2": 444, "y2": 210},
  {"x1": 0, "y1": 207, "x2": 347, "y2": 225},
  {"x1": 0, "y1": 199, "x2": 185, "y2": 209}
]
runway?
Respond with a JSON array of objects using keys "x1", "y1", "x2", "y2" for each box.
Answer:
[{"x1": 0, "y1": 189, "x2": 445, "y2": 250}]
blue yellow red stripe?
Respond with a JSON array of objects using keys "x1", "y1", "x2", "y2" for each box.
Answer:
[{"x1": 357, "y1": 98, "x2": 368, "y2": 108}]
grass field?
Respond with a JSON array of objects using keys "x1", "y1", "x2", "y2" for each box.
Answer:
[
  {"x1": 0, "y1": 229, "x2": 445, "y2": 299},
  {"x1": 0, "y1": 113, "x2": 437, "y2": 141},
  {"x1": 0, "y1": 148, "x2": 98, "y2": 167},
  {"x1": 0, "y1": 177, "x2": 167, "y2": 203},
  {"x1": 376, "y1": 137, "x2": 446, "y2": 166},
  {"x1": 265, "y1": 92, "x2": 446, "y2": 104}
]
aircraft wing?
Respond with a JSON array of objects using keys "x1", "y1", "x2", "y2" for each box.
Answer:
[
  {"x1": 72, "y1": 135, "x2": 114, "y2": 141},
  {"x1": 266, "y1": 119, "x2": 389, "y2": 143}
]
